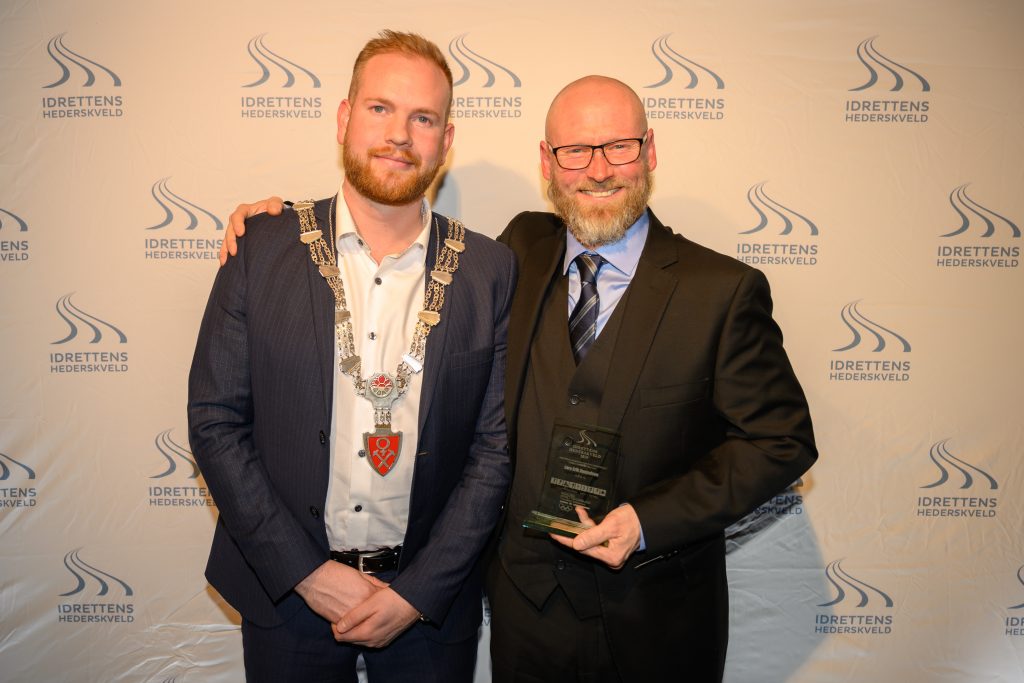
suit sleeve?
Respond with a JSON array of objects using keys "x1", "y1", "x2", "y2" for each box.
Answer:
[
  {"x1": 187, "y1": 234, "x2": 324, "y2": 602},
  {"x1": 388, "y1": 247, "x2": 517, "y2": 623},
  {"x1": 630, "y1": 268, "x2": 817, "y2": 556}
]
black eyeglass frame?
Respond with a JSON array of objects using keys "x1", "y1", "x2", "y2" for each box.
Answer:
[{"x1": 546, "y1": 132, "x2": 649, "y2": 170}]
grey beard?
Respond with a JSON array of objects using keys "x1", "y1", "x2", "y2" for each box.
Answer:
[{"x1": 548, "y1": 170, "x2": 653, "y2": 248}]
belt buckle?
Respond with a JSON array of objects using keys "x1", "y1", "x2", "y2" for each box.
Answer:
[{"x1": 356, "y1": 549, "x2": 387, "y2": 573}]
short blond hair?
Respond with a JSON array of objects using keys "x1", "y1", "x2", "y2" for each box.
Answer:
[{"x1": 349, "y1": 30, "x2": 453, "y2": 119}]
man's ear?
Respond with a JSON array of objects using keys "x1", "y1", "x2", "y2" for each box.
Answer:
[{"x1": 337, "y1": 100, "x2": 351, "y2": 145}]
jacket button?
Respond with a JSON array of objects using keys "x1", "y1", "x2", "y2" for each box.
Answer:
[
  {"x1": 358, "y1": 449, "x2": 366, "y2": 458},
  {"x1": 354, "y1": 504, "x2": 363, "y2": 512},
  {"x1": 319, "y1": 430, "x2": 326, "y2": 444},
  {"x1": 309, "y1": 506, "x2": 320, "y2": 518},
  {"x1": 569, "y1": 394, "x2": 581, "y2": 405},
  {"x1": 556, "y1": 560, "x2": 566, "y2": 570}
]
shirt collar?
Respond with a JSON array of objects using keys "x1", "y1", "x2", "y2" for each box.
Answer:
[
  {"x1": 335, "y1": 179, "x2": 432, "y2": 256},
  {"x1": 563, "y1": 209, "x2": 649, "y2": 277}
]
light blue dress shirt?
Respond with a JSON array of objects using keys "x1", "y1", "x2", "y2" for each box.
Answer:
[{"x1": 564, "y1": 211, "x2": 650, "y2": 336}]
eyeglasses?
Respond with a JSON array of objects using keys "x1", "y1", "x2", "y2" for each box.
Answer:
[{"x1": 547, "y1": 134, "x2": 647, "y2": 170}]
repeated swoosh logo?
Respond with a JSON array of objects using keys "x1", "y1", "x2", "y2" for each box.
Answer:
[
  {"x1": 0, "y1": 208, "x2": 28, "y2": 232},
  {"x1": 0, "y1": 452, "x2": 36, "y2": 480},
  {"x1": 243, "y1": 34, "x2": 320, "y2": 88},
  {"x1": 833, "y1": 301, "x2": 911, "y2": 353},
  {"x1": 151, "y1": 429, "x2": 200, "y2": 479},
  {"x1": 739, "y1": 182, "x2": 819, "y2": 236},
  {"x1": 849, "y1": 37, "x2": 929, "y2": 93},
  {"x1": 921, "y1": 439, "x2": 998, "y2": 490},
  {"x1": 1011, "y1": 565, "x2": 1024, "y2": 610},
  {"x1": 645, "y1": 34, "x2": 724, "y2": 89},
  {"x1": 43, "y1": 33, "x2": 121, "y2": 89},
  {"x1": 51, "y1": 294, "x2": 127, "y2": 345},
  {"x1": 941, "y1": 184, "x2": 1020, "y2": 238},
  {"x1": 447, "y1": 34, "x2": 521, "y2": 88},
  {"x1": 145, "y1": 178, "x2": 223, "y2": 231},
  {"x1": 818, "y1": 560, "x2": 893, "y2": 608},
  {"x1": 59, "y1": 549, "x2": 133, "y2": 597}
]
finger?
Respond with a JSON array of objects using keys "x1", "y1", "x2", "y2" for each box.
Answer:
[
  {"x1": 548, "y1": 532, "x2": 575, "y2": 548},
  {"x1": 574, "y1": 505, "x2": 595, "y2": 526},
  {"x1": 267, "y1": 196, "x2": 285, "y2": 215},
  {"x1": 361, "y1": 573, "x2": 388, "y2": 588},
  {"x1": 572, "y1": 522, "x2": 614, "y2": 552},
  {"x1": 335, "y1": 603, "x2": 374, "y2": 636}
]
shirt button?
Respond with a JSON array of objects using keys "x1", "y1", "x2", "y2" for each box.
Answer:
[
  {"x1": 374, "y1": 277, "x2": 382, "y2": 285},
  {"x1": 354, "y1": 505, "x2": 363, "y2": 512},
  {"x1": 318, "y1": 430, "x2": 326, "y2": 444},
  {"x1": 569, "y1": 394, "x2": 581, "y2": 405},
  {"x1": 357, "y1": 239, "x2": 364, "y2": 247},
  {"x1": 556, "y1": 560, "x2": 566, "y2": 570},
  {"x1": 309, "y1": 506, "x2": 320, "y2": 518},
  {"x1": 368, "y1": 332, "x2": 376, "y2": 340},
  {"x1": 358, "y1": 449, "x2": 366, "y2": 458}
]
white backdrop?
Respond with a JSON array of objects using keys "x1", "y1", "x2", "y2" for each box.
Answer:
[{"x1": 2, "y1": 1, "x2": 1023, "y2": 681}]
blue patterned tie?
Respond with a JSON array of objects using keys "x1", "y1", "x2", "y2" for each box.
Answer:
[{"x1": 569, "y1": 253, "x2": 604, "y2": 364}]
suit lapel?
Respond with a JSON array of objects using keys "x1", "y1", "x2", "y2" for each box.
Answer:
[
  {"x1": 506, "y1": 229, "x2": 566, "y2": 434},
  {"x1": 417, "y1": 213, "x2": 448, "y2": 434},
  {"x1": 307, "y1": 196, "x2": 337, "y2": 424},
  {"x1": 597, "y1": 211, "x2": 679, "y2": 430}
]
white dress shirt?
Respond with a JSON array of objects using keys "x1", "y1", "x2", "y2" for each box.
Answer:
[{"x1": 325, "y1": 183, "x2": 432, "y2": 551}]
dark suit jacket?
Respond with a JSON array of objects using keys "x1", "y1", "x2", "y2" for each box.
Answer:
[
  {"x1": 188, "y1": 197, "x2": 515, "y2": 641},
  {"x1": 496, "y1": 209, "x2": 817, "y2": 679}
]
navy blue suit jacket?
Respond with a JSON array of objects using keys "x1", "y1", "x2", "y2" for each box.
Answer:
[{"x1": 188, "y1": 197, "x2": 514, "y2": 641}]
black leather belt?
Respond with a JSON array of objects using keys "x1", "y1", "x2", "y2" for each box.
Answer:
[{"x1": 330, "y1": 546, "x2": 402, "y2": 573}]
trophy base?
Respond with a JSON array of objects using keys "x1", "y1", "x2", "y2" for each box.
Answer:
[{"x1": 522, "y1": 511, "x2": 591, "y2": 538}]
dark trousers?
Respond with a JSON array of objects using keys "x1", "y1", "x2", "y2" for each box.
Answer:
[
  {"x1": 241, "y1": 599, "x2": 477, "y2": 683},
  {"x1": 488, "y1": 564, "x2": 623, "y2": 683}
]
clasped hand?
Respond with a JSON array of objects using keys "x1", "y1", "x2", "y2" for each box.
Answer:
[{"x1": 295, "y1": 560, "x2": 421, "y2": 648}]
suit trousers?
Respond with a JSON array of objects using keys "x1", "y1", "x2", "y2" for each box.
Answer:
[
  {"x1": 241, "y1": 571, "x2": 477, "y2": 683},
  {"x1": 488, "y1": 563, "x2": 623, "y2": 683}
]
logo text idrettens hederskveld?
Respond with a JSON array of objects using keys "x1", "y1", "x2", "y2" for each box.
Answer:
[
  {"x1": 736, "y1": 183, "x2": 819, "y2": 266},
  {"x1": 147, "y1": 429, "x2": 215, "y2": 508},
  {"x1": 448, "y1": 34, "x2": 522, "y2": 120},
  {"x1": 643, "y1": 35, "x2": 725, "y2": 122},
  {"x1": 917, "y1": 439, "x2": 998, "y2": 518},
  {"x1": 56, "y1": 549, "x2": 135, "y2": 624},
  {"x1": 814, "y1": 559, "x2": 894, "y2": 636},
  {"x1": 936, "y1": 184, "x2": 1019, "y2": 269},
  {"x1": 828, "y1": 301, "x2": 911, "y2": 382},
  {"x1": 240, "y1": 34, "x2": 322, "y2": 119},
  {"x1": 0, "y1": 207, "x2": 29, "y2": 262},
  {"x1": 143, "y1": 178, "x2": 223, "y2": 261},
  {"x1": 844, "y1": 37, "x2": 929, "y2": 124},
  {"x1": 41, "y1": 34, "x2": 124, "y2": 119},
  {"x1": 0, "y1": 451, "x2": 37, "y2": 508},
  {"x1": 49, "y1": 294, "x2": 128, "y2": 374}
]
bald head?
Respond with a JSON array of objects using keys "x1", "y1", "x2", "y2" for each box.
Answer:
[
  {"x1": 545, "y1": 75, "x2": 648, "y2": 145},
  {"x1": 541, "y1": 75, "x2": 656, "y2": 248}
]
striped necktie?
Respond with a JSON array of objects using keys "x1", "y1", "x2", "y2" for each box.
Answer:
[{"x1": 568, "y1": 253, "x2": 604, "y2": 364}]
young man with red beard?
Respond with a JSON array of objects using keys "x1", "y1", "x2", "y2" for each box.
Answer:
[{"x1": 188, "y1": 31, "x2": 514, "y2": 682}]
